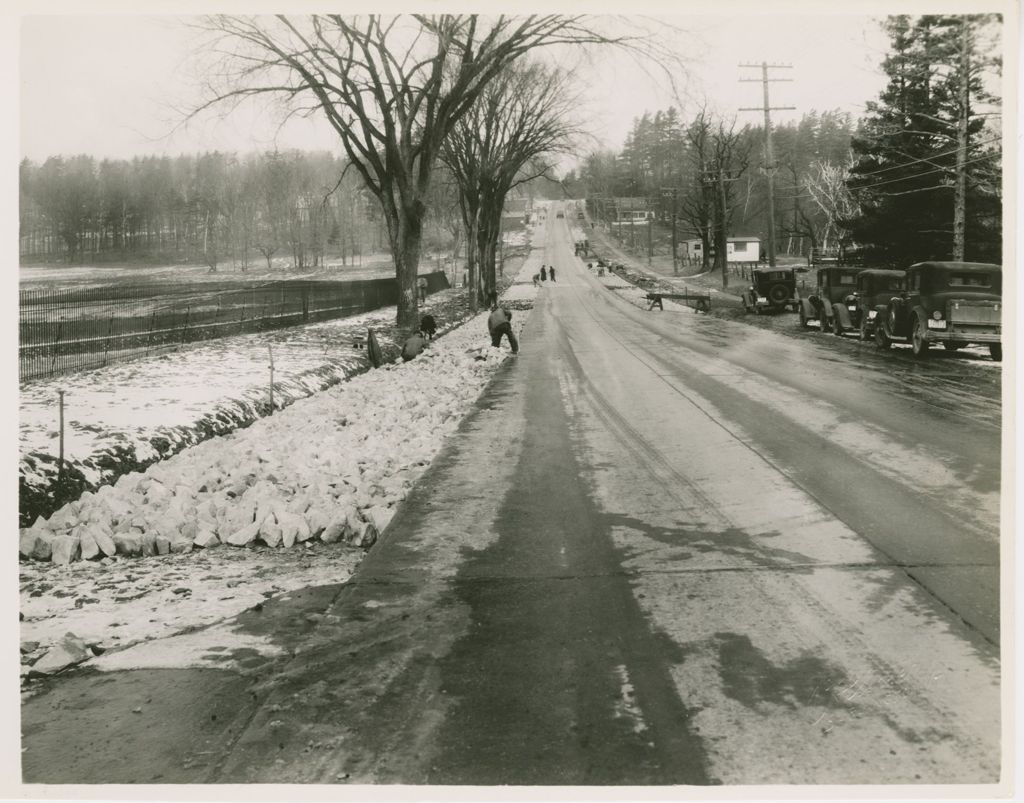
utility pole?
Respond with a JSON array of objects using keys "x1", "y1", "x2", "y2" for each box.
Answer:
[
  {"x1": 661, "y1": 187, "x2": 679, "y2": 275},
  {"x1": 717, "y1": 164, "x2": 729, "y2": 289},
  {"x1": 952, "y1": 18, "x2": 970, "y2": 261},
  {"x1": 647, "y1": 210, "x2": 653, "y2": 264},
  {"x1": 739, "y1": 62, "x2": 795, "y2": 268}
]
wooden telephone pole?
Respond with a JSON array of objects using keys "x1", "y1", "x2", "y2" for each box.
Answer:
[
  {"x1": 661, "y1": 187, "x2": 679, "y2": 274},
  {"x1": 739, "y1": 62, "x2": 795, "y2": 268}
]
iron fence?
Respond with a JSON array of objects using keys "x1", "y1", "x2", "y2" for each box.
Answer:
[{"x1": 20, "y1": 271, "x2": 449, "y2": 382}]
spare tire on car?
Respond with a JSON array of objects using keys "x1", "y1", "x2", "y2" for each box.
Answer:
[{"x1": 768, "y1": 283, "x2": 789, "y2": 304}]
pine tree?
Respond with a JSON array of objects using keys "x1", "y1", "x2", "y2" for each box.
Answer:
[{"x1": 844, "y1": 14, "x2": 1001, "y2": 265}]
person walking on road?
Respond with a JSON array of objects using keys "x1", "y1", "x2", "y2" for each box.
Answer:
[
  {"x1": 487, "y1": 293, "x2": 519, "y2": 354},
  {"x1": 549, "y1": 265, "x2": 556, "y2": 282},
  {"x1": 540, "y1": 265, "x2": 547, "y2": 282}
]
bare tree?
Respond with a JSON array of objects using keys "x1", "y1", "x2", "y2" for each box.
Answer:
[
  {"x1": 442, "y1": 61, "x2": 580, "y2": 308},
  {"x1": 804, "y1": 159, "x2": 856, "y2": 252},
  {"x1": 678, "y1": 111, "x2": 715, "y2": 269},
  {"x1": 710, "y1": 120, "x2": 751, "y2": 276},
  {"x1": 191, "y1": 14, "x2": 679, "y2": 326}
]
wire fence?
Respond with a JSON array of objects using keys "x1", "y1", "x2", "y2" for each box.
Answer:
[{"x1": 20, "y1": 271, "x2": 450, "y2": 382}]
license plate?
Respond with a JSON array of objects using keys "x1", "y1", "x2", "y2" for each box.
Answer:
[
  {"x1": 927, "y1": 319, "x2": 947, "y2": 330},
  {"x1": 757, "y1": 296, "x2": 767, "y2": 303},
  {"x1": 847, "y1": 305, "x2": 857, "y2": 311}
]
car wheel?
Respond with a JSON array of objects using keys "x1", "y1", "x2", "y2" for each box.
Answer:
[
  {"x1": 990, "y1": 343, "x2": 1002, "y2": 362},
  {"x1": 768, "y1": 283, "x2": 789, "y2": 305},
  {"x1": 875, "y1": 324, "x2": 891, "y2": 350},
  {"x1": 910, "y1": 316, "x2": 930, "y2": 358}
]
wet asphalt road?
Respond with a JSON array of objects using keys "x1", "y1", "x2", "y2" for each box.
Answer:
[{"x1": 21, "y1": 211, "x2": 1002, "y2": 786}]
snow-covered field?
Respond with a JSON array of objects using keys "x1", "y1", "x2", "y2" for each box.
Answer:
[
  {"x1": 20, "y1": 261, "x2": 540, "y2": 681},
  {"x1": 19, "y1": 290, "x2": 481, "y2": 527}
]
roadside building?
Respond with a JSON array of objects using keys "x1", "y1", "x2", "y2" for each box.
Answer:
[{"x1": 681, "y1": 235, "x2": 761, "y2": 264}]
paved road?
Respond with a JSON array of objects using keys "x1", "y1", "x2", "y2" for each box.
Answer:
[{"x1": 22, "y1": 210, "x2": 1002, "y2": 786}]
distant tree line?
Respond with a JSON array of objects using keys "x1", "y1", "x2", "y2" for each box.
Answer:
[
  {"x1": 19, "y1": 151, "x2": 397, "y2": 270},
  {"x1": 565, "y1": 108, "x2": 856, "y2": 266}
]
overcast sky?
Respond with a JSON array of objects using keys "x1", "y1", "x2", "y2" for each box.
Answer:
[
  {"x1": 16, "y1": 1, "x2": 1015, "y2": 168},
  {"x1": 16, "y1": 10, "x2": 911, "y2": 166}
]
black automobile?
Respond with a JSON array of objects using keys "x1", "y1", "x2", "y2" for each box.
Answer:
[
  {"x1": 875, "y1": 261, "x2": 1002, "y2": 361},
  {"x1": 742, "y1": 268, "x2": 798, "y2": 314}
]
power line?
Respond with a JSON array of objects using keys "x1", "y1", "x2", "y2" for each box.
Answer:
[
  {"x1": 769, "y1": 150, "x2": 1001, "y2": 204},
  {"x1": 847, "y1": 133, "x2": 1001, "y2": 179}
]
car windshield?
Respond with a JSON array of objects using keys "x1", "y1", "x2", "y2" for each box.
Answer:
[{"x1": 948, "y1": 274, "x2": 990, "y2": 287}]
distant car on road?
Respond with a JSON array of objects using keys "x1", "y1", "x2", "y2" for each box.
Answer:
[
  {"x1": 875, "y1": 261, "x2": 1002, "y2": 361},
  {"x1": 556, "y1": 211, "x2": 565, "y2": 218},
  {"x1": 741, "y1": 268, "x2": 798, "y2": 314},
  {"x1": 850, "y1": 269, "x2": 906, "y2": 340},
  {"x1": 798, "y1": 266, "x2": 862, "y2": 332}
]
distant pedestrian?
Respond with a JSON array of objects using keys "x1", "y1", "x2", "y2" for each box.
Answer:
[
  {"x1": 417, "y1": 276, "x2": 428, "y2": 303},
  {"x1": 540, "y1": 265, "x2": 547, "y2": 282},
  {"x1": 401, "y1": 330, "x2": 430, "y2": 362},
  {"x1": 420, "y1": 314, "x2": 437, "y2": 339},
  {"x1": 487, "y1": 292, "x2": 519, "y2": 354},
  {"x1": 549, "y1": 266, "x2": 556, "y2": 282},
  {"x1": 532, "y1": 273, "x2": 540, "y2": 287}
]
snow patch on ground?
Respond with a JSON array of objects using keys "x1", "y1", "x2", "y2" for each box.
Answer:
[
  {"x1": 20, "y1": 257, "x2": 540, "y2": 680},
  {"x1": 19, "y1": 291, "x2": 474, "y2": 526}
]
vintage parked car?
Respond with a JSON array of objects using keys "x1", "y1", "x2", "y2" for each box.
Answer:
[
  {"x1": 741, "y1": 268, "x2": 798, "y2": 314},
  {"x1": 850, "y1": 269, "x2": 906, "y2": 340},
  {"x1": 874, "y1": 261, "x2": 1002, "y2": 361},
  {"x1": 797, "y1": 266, "x2": 862, "y2": 330}
]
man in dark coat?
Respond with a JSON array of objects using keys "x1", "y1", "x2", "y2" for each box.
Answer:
[{"x1": 486, "y1": 293, "x2": 519, "y2": 353}]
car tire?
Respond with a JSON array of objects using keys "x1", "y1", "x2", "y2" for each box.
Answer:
[
  {"x1": 990, "y1": 343, "x2": 1002, "y2": 362},
  {"x1": 768, "y1": 283, "x2": 789, "y2": 305},
  {"x1": 910, "y1": 316, "x2": 930, "y2": 359},
  {"x1": 875, "y1": 324, "x2": 891, "y2": 350}
]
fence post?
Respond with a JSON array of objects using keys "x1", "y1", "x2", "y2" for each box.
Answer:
[
  {"x1": 57, "y1": 389, "x2": 65, "y2": 484},
  {"x1": 102, "y1": 314, "x2": 114, "y2": 366},
  {"x1": 267, "y1": 345, "x2": 275, "y2": 413},
  {"x1": 180, "y1": 305, "x2": 191, "y2": 347},
  {"x1": 50, "y1": 319, "x2": 63, "y2": 378},
  {"x1": 145, "y1": 310, "x2": 156, "y2": 357}
]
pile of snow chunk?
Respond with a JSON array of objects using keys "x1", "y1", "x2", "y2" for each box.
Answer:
[{"x1": 19, "y1": 289, "x2": 534, "y2": 566}]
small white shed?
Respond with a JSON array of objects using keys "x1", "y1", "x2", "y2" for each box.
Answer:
[{"x1": 681, "y1": 236, "x2": 761, "y2": 263}]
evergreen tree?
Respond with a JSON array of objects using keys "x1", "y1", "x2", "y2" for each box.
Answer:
[{"x1": 844, "y1": 14, "x2": 1001, "y2": 265}]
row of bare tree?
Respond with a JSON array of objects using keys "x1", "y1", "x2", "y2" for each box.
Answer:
[
  {"x1": 190, "y1": 14, "x2": 679, "y2": 325},
  {"x1": 19, "y1": 151, "x2": 387, "y2": 271}
]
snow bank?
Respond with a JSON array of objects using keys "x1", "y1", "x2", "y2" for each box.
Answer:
[
  {"x1": 18, "y1": 291, "x2": 480, "y2": 528},
  {"x1": 19, "y1": 272, "x2": 538, "y2": 570}
]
